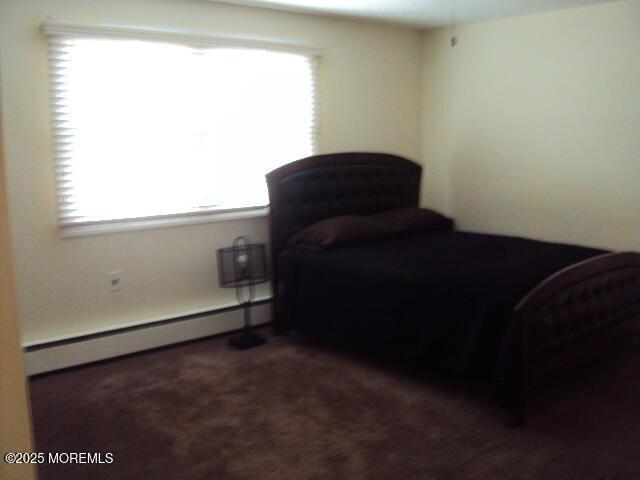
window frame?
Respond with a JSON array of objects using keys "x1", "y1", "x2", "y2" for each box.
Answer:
[{"x1": 43, "y1": 21, "x2": 321, "y2": 237}]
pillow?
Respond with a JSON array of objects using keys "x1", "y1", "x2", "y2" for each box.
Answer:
[
  {"x1": 372, "y1": 207, "x2": 454, "y2": 235},
  {"x1": 287, "y1": 208, "x2": 454, "y2": 249},
  {"x1": 287, "y1": 215, "x2": 384, "y2": 248}
]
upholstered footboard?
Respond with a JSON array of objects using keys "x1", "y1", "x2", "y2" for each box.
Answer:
[{"x1": 504, "y1": 252, "x2": 640, "y2": 425}]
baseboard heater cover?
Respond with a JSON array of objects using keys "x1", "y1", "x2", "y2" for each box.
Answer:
[{"x1": 24, "y1": 300, "x2": 271, "y2": 376}]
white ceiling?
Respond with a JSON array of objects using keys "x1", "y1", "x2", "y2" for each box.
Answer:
[{"x1": 212, "y1": 0, "x2": 620, "y2": 28}]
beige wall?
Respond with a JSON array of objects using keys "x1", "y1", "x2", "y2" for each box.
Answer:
[
  {"x1": 5, "y1": 0, "x2": 636, "y2": 348},
  {"x1": 0, "y1": 103, "x2": 37, "y2": 479},
  {"x1": 422, "y1": 0, "x2": 640, "y2": 251},
  {"x1": 0, "y1": 0, "x2": 423, "y2": 344}
]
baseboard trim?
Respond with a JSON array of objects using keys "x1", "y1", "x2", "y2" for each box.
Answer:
[{"x1": 24, "y1": 300, "x2": 272, "y2": 376}]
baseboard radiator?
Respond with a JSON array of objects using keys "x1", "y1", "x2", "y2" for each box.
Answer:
[{"x1": 24, "y1": 300, "x2": 271, "y2": 376}]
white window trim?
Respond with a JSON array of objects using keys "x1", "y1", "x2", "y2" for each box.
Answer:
[
  {"x1": 59, "y1": 206, "x2": 270, "y2": 238},
  {"x1": 43, "y1": 21, "x2": 322, "y2": 237},
  {"x1": 42, "y1": 21, "x2": 324, "y2": 56}
]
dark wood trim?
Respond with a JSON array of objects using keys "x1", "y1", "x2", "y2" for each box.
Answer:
[
  {"x1": 514, "y1": 252, "x2": 640, "y2": 314},
  {"x1": 508, "y1": 251, "x2": 640, "y2": 424}
]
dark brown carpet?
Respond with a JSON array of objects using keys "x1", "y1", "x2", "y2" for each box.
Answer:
[{"x1": 30, "y1": 329, "x2": 640, "y2": 480}]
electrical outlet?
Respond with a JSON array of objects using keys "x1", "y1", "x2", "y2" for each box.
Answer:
[{"x1": 107, "y1": 271, "x2": 122, "y2": 293}]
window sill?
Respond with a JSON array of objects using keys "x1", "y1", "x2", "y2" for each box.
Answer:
[{"x1": 59, "y1": 206, "x2": 269, "y2": 238}]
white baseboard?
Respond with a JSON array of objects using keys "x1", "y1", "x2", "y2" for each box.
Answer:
[{"x1": 24, "y1": 302, "x2": 271, "y2": 376}]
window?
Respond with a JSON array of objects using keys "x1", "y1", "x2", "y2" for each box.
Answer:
[{"x1": 44, "y1": 23, "x2": 319, "y2": 233}]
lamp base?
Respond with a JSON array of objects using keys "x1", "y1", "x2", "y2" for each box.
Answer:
[{"x1": 228, "y1": 330, "x2": 266, "y2": 350}]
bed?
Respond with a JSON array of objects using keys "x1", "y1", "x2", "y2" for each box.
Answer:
[{"x1": 266, "y1": 152, "x2": 640, "y2": 424}]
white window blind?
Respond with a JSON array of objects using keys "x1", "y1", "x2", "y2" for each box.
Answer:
[{"x1": 44, "y1": 24, "x2": 319, "y2": 229}]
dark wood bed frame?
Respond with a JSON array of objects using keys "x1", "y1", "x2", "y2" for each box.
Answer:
[{"x1": 266, "y1": 152, "x2": 640, "y2": 425}]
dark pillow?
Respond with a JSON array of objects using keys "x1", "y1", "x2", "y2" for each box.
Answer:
[
  {"x1": 287, "y1": 215, "x2": 384, "y2": 248},
  {"x1": 372, "y1": 207, "x2": 454, "y2": 235},
  {"x1": 287, "y1": 208, "x2": 454, "y2": 249}
]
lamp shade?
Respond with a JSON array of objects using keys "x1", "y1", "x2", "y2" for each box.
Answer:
[{"x1": 217, "y1": 240, "x2": 268, "y2": 288}]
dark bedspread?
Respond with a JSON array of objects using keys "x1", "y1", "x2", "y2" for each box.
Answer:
[{"x1": 281, "y1": 231, "x2": 607, "y2": 374}]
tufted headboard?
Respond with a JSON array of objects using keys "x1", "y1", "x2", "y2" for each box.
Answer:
[
  {"x1": 265, "y1": 152, "x2": 421, "y2": 328},
  {"x1": 266, "y1": 152, "x2": 422, "y2": 257}
]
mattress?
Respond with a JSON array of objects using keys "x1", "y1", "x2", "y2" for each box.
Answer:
[{"x1": 281, "y1": 230, "x2": 607, "y2": 374}]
